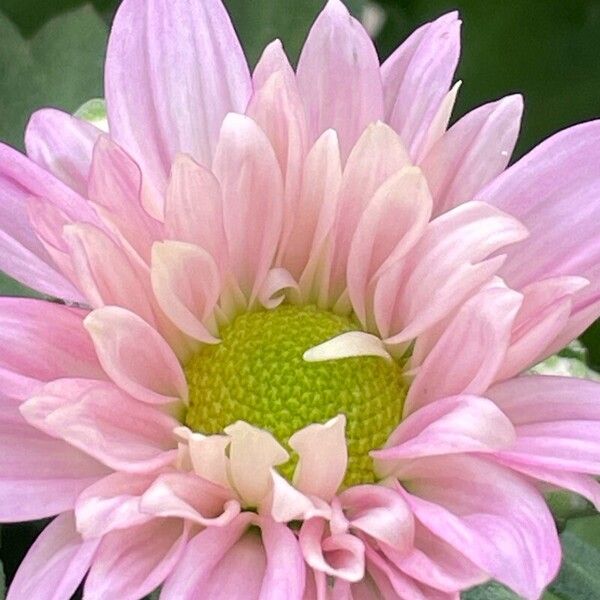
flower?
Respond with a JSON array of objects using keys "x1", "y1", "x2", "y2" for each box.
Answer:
[{"x1": 1, "y1": 0, "x2": 599, "y2": 598}]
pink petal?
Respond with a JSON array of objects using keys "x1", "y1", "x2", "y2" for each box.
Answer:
[
  {"x1": 374, "y1": 395, "x2": 515, "y2": 470},
  {"x1": 394, "y1": 455, "x2": 561, "y2": 600},
  {"x1": 84, "y1": 518, "x2": 189, "y2": 600},
  {"x1": 75, "y1": 471, "x2": 158, "y2": 539},
  {"x1": 20, "y1": 378, "x2": 178, "y2": 472},
  {"x1": 164, "y1": 154, "x2": 228, "y2": 270},
  {"x1": 421, "y1": 95, "x2": 523, "y2": 216},
  {"x1": 480, "y1": 120, "x2": 600, "y2": 342},
  {"x1": 382, "y1": 12, "x2": 461, "y2": 158},
  {"x1": 84, "y1": 306, "x2": 187, "y2": 404},
  {"x1": 25, "y1": 108, "x2": 102, "y2": 195},
  {"x1": 0, "y1": 298, "x2": 103, "y2": 400},
  {"x1": 340, "y1": 484, "x2": 415, "y2": 552},
  {"x1": 247, "y1": 40, "x2": 308, "y2": 264},
  {"x1": 161, "y1": 513, "x2": 259, "y2": 600},
  {"x1": 151, "y1": 241, "x2": 221, "y2": 343},
  {"x1": 88, "y1": 136, "x2": 163, "y2": 261},
  {"x1": 224, "y1": 421, "x2": 289, "y2": 507},
  {"x1": 347, "y1": 166, "x2": 433, "y2": 327},
  {"x1": 378, "y1": 201, "x2": 527, "y2": 344},
  {"x1": 299, "y1": 517, "x2": 365, "y2": 583},
  {"x1": 105, "y1": 0, "x2": 251, "y2": 195},
  {"x1": 212, "y1": 113, "x2": 284, "y2": 304},
  {"x1": 140, "y1": 471, "x2": 240, "y2": 527},
  {"x1": 405, "y1": 286, "x2": 522, "y2": 414},
  {"x1": 0, "y1": 409, "x2": 108, "y2": 521},
  {"x1": 490, "y1": 376, "x2": 600, "y2": 475},
  {"x1": 64, "y1": 223, "x2": 156, "y2": 325},
  {"x1": 497, "y1": 276, "x2": 589, "y2": 380},
  {"x1": 289, "y1": 415, "x2": 348, "y2": 502},
  {"x1": 296, "y1": 0, "x2": 384, "y2": 160},
  {"x1": 7, "y1": 512, "x2": 100, "y2": 600},
  {"x1": 269, "y1": 470, "x2": 324, "y2": 523},
  {"x1": 327, "y1": 122, "x2": 411, "y2": 305},
  {"x1": 290, "y1": 130, "x2": 342, "y2": 300}
]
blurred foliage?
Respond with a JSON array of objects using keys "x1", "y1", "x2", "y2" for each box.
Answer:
[{"x1": 0, "y1": 0, "x2": 599, "y2": 598}]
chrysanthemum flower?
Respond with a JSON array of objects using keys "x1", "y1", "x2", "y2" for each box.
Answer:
[{"x1": 1, "y1": 0, "x2": 599, "y2": 598}]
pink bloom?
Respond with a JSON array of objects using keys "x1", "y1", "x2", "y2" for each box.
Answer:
[{"x1": 1, "y1": 1, "x2": 599, "y2": 599}]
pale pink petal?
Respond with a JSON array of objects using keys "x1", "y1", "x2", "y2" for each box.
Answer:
[
  {"x1": 299, "y1": 517, "x2": 365, "y2": 583},
  {"x1": 381, "y1": 12, "x2": 461, "y2": 158},
  {"x1": 248, "y1": 40, "x2": 308, "y2": 263},
  {"x1": 164, "y1": 154, "x2": 227, "y2": 269},
  {"x1": 7, "y1": 512, "x2": 100, "y2": 600},
  {"x1": 394, "y1": 455, "x2": 561, "y2": 600},
  {"x1": 347, "y1": 167, "x2": 433, "y2": 326},
  {"x1": 480, "y1": 120, "x2": 600, "y2": 343},
  {"x1": 75, "y1": 471, "x2": 158, "y2": 538},
  {"x1": 0, "y1": 298, "x2": 103, "y2": 400},
  {"x1": 259, "y1": 517, "x2": 306, "y2": 600},
  {"x1": 84, "y1": 519, "x2": 189, "y2": 600},
  {"x1": 25, "y1": 108, "x2": 102, "y2": 195},
  {"x1": 296, "y1": 0, "x2": 384, "y2": 160},
  {"x1": 497, "y1": 276, "x2": 589, "y2": 380},
  {"x1": 374, "y1": 395, "x2": 515, "y2": 471},
  {"x1": 160, "y1": 513, "x2": 259, "y2": 600},
  {"x1": 421, "y1": 95, "x2": 523, "y2": 216},
  {"x1": 64, "y1": 223, "x2": 156, "y2": 325},
  {"x1": 140, "y1": 471, "x2": 240, "y2": 527},
  {"x1": 105, "y1": 0, "x2": 251, "y2": 196},
  {"x1": 269, "y1": 470, "x2": 325, "y2": 523},
  {"x1": 84, "y1": 306, "x2": 187, "y2": 404},
  {"x1": 378, "y1": 201, "x2": 527, "y2": 344},
  {"x1": 289, "y1": 415, "x2": 348, "y2": 502},
  {"x1": 213, "y1": 113, "x2": 284, "y2": 304},
  {"x1": 405, "y1": 286, "x2": 522, "y2": 414},
  {"x1": 327, "y1": 122, "x2": 411, "y2": 304},
  {"x1": 151, "y1": 241, "x2": 221, "y2": 343},
  {"x1": 340, "y1": 484, "x2": 414, "y2": 552},
  {"x1": 291, "y1": 130, "x2": 342, "y2": 301},
  {"x1": 0, "y1": 409, "x2": 108, "y2": 521},
  {"x1": 490, "y1": 376, "x2": 600, "y2": 475},
  {"x1": 20, "y1": 378, "x2": 178, "y2": 472},
  {"x1": 303, "y1": 332, "x2": 391, "y2": 363},
  {"x1": 224, "y1": 421, "x2": 289, "y2": 506},
  {"x1": 88, "y1": 136, "x2": 163, "y2": 261}
]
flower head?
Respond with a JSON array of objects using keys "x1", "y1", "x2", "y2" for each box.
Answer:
[{"x1": 1, "y1": 1, "x2": 600, "y2": 599}]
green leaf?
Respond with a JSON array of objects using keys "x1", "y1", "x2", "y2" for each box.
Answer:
[
  {"x1": 0, "y1": 272, "x2": 41, "y2": 298},
  {"x1": 225, "y1": 0, "x2": 367, "y2": 67},
  {"x1": 547, "y1": 515, "x2": 600, "y2": 599},
  {"x1": 0, "y1": 4, "x2": 109, "y2": 149},
  {"x1": 462, "y1": 581, "x2": 523, "y2": 599}
]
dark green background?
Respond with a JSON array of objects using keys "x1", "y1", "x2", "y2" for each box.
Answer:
[{"x1": 0, "y1": 1, "x2": 598, "y2": 598}]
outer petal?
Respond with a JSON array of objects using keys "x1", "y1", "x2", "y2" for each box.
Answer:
[
  {"x1": 105, "y1": 0, "x2": 251, "y2": 197},
  {"x1": 84, "y1": 306, "x2": 188, "y2": 405},
  {"x1": 7, "y1": 513, "x2": 100, "y2": 600},
  {"x1": 382, "y1": 12, "x2": 461, "y2": 158},
  {"x1": 377, "y1": 202, "x2": 527, "y2": 344},
  {"x1": 405, "y1": 286, "x2": 522, "y2": 414},
  {"x1": 0, "y1": 298, "x2": 103, "y2": 400},
  {"x1": 394, "y1": 455, "x2": 561, "y2": 600},
  {"x1": 25, "y1": 108, "x2": 102, "y2": 195},
  {"x1": 20, "y1": 378, "x2": 178, "y2": 473},
  {"x1": 297, "y1": 0, "x2": 384, "y2": 160},
  {"x1": 151, "y1": 241, "x2": 221, "y2": 343},
  {"x1": 480, "y1": 120, "x2": 600, "y2": 343},
  {"x1": 84, "y1": 519, "x2": 189, "y2": 600},
  {"x1": 213, "y1": 113, "x2": 284, "y2": 304},
  {"x1": 0, "y1": 407, "x2": 108, "y2": 521},
  {"x1": 421, "y1": 95, "x2": 523, "y2": 216},
  {"x1": 374, "y1": 395, "x2": 516, "y2": 470}
]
